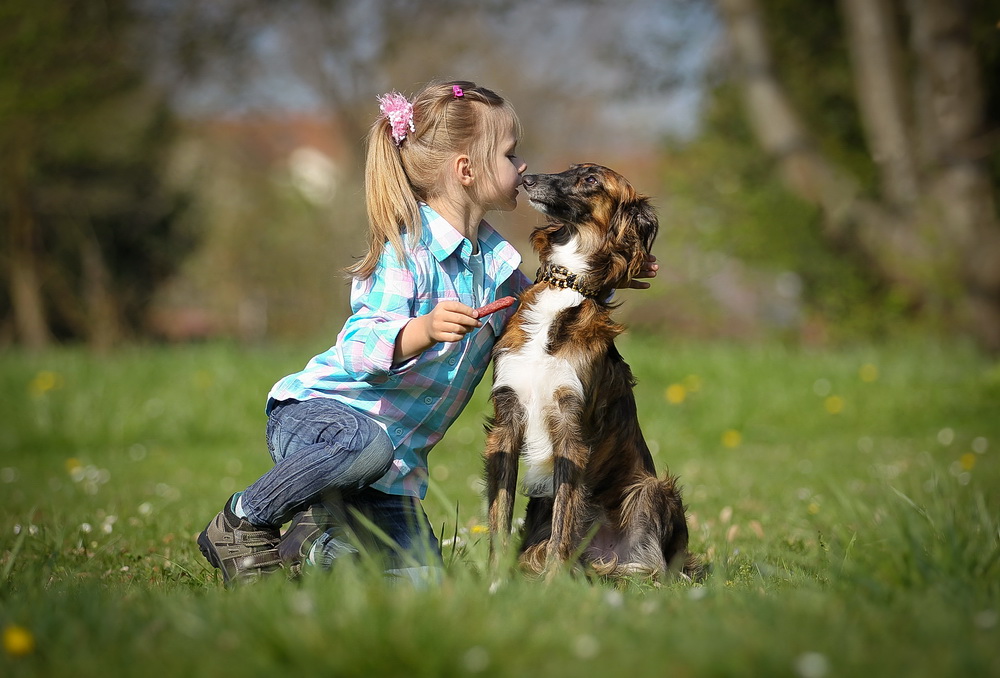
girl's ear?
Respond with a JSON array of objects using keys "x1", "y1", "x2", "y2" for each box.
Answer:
[{"x1": 456, "y1": 155, "x2": 474, "y2": 187}]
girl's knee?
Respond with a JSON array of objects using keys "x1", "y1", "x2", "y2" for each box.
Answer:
[{"x1": 356, "y1": 427, "x2": 395, "y2": 484}]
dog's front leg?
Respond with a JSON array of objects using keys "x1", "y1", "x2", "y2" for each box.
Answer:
[
  {"x1": 484, "y1": 386, "x2": 525, "y2": 577},
  {"x1": 544, "y1": 389, "x2": 588, "y2": 580}
]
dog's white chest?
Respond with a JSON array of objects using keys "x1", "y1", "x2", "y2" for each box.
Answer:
[{"x1": 493, "y1": 288, "x2": 585, "y2": 497}]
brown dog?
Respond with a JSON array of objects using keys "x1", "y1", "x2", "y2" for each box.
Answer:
[{"x1": 484, "y1": 164, "x2": 700, "y2": 582}]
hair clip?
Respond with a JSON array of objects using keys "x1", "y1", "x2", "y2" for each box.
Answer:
[
  {"x1": 452, "y1": 85, "x2": 464, "y2": 98},
  {"x1": 377, "y1": 91, "x2": 415, "y2": 146}
]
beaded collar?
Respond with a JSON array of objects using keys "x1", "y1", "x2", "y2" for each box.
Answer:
[{"x1": 535, "y1": 263, "x2": 603, "y2": 298}]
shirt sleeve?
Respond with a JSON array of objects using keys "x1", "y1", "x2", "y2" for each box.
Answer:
[{"x1": 337, "y1": 248, "x2": 417, "y2": 380}]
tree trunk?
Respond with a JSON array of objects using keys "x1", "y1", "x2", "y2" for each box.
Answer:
[
  {"x1": 715, "y1": 0, "x2": 857, "y2": 219},
  {"x1": 9, "y1": 255, "x2": 52, "y2": 350},
  {"x1": 81, "y1": 234, "x2": 122, "y2": 352},
  {"x1": 908, "y1": 0, "x2": 1000, "y2": 347},
  {"x1": 4, "y1": 142, "x2": 53, "y2": 349},
  {"x1": 840, "y1": 0, "x2": 918, "y2": 208},
  {"x1": 715, "y1": 0, "x2": 1000, "y2": 350}
]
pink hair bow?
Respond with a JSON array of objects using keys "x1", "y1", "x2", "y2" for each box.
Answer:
[
  {"x1": 377, "y1": 91, "x2": 415, "y2": 146},
  {"x1": 452, "y1": 85, "x2": 464, "y2": 98}
]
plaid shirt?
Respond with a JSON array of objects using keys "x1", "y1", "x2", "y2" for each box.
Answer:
[{"x1": 267, "y1": 203, "x2": 529, "y2": 498}]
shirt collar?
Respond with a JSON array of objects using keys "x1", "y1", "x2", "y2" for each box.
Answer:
[
  {"x1": 417, "y1": 203, "x2": 522, "y2": 277},
  {"x1": 419, "y1": 203, "x2": 466, "y2": 263}
]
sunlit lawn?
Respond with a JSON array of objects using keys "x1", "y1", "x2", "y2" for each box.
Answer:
[{"x1": 1, "y1": 334, "x2": 998, "y2": 677}]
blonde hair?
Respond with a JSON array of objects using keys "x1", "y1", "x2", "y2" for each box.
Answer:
[{"x1": 351, "y1": 80, "x2": 522, "y2": 279}]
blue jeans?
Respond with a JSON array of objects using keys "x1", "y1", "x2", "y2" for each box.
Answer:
[
  {"x1": 330, "y1": 486, "x2": 444, "y2": 576},
  {"x1": 241, "y1": 398, "x2": 442, "y2": 572}
]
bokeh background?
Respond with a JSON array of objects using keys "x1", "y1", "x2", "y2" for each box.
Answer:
[{"x1": 2, "y1": 0, "x2": 999, "y2": 352}]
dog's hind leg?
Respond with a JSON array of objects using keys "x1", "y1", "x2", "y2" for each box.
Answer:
[
  {"x1": 617, "y1": 474, "x2": 692, "y2": 579},
  {"x1": 484, "y1": 386, "x2": 526, "y2": 575}
]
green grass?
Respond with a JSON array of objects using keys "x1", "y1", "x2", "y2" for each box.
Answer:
[{"x1": 2, "y1": 335, "x2": 999, "y2": 677}]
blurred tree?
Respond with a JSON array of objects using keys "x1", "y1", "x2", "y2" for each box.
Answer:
[
  {"x1": 151, "y1": 0, "x2": 714, "y2": 168},
  {"x1": 136, "y1": 0, "x2": 710, "y2": 341},
  {"x1": 714, "y1": 0, "x2": 1000, "y2": 349},
  {"x1": 0, "y1": 1, "x2": 191, "y2": 350}
]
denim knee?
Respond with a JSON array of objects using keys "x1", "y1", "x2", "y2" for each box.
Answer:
[
  {"x1": 348, "y1": 424, "x2": 394, "y2": 491},
  {"x1": 246, "y1": 398, "x2": 398, "y2": 522}
]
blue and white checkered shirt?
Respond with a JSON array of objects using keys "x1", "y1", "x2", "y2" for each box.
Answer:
[{"x1": 267, "y1": 203, "x2": 529, "y2": 498}]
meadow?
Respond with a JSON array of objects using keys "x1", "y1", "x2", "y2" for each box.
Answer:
[{"x1": 1, "y1": 334, "x2": 998, "y2": 677}]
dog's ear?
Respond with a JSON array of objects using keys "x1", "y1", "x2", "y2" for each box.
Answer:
[
  {"x1": 623, "y1": 196, "x2": 659, "y2": 254},
  {"x1": 609, "y1": 195, "x2": 659, "y2": 280}
]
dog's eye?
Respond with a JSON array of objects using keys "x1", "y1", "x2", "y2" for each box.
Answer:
[{"x1": 585, "y1": 175, "x2": 598, "y2": 185}]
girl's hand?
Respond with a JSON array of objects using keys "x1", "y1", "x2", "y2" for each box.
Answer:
[
  {"x1": 393, "y1": 300, "x2": 479, "y2": 364},
  {"x1": 421, "y1": 301, "x2": 481, "y2": 343},
  {"x1": 620, "y1": 254, "x2": 659, "y2": 290}
]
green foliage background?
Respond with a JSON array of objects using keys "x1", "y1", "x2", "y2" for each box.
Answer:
[
  {"x1": 652, "y1": 0, "x2": 1000, "y2": 344},
  {"x1": 0, "y1": 1, "x2": 192, "y2": 342}
]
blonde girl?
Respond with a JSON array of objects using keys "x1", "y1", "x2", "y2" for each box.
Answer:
[{"x1": 198, "y1": 80, "x2": 531, "y2": 585}]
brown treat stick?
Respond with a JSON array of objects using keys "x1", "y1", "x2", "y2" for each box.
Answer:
[{"x1": 474, "y1": 296, "x2": 516, "y2": 318}]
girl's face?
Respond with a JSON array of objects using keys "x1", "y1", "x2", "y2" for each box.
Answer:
[{"x1": 483, "y1": 131, "x2": 527, "y2": 213}]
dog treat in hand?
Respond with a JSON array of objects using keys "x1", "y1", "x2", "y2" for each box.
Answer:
[{"x1": 474, "y1": 296, "x2": 516, "y2": 318}]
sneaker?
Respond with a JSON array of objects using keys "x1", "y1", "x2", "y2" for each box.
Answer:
[
  {"x1": 279, "y1": 504, "x2": 358, "y2": 577},
  {"x1": 278, "y1": 506, "x2": 328, "y2": 577},
  {"x1": 197, "y1": 493, "x2": 281, "y2": 585}
]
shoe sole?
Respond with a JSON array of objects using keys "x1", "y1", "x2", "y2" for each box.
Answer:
[{"x1": 197, "y1": 527, "x2": 230, "y2": 582}]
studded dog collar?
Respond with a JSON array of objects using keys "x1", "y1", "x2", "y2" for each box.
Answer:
[{"x1": 535, "y1": 264, "x2": 603, "y2": 298}]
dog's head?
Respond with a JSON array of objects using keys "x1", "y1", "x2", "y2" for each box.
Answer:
[{"x1": 523, "y1": 163, "x2": 659, "y2": 294}]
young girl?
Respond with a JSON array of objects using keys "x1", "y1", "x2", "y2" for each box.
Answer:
[{"x1": 197, "y1": 80, "x2": 657, "y2": 585}]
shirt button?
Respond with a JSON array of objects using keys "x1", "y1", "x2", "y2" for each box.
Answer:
[
  {"x1": 423, "y1": 396, "x2": 433, "y2": 404},
  {"x1": 448, "y1": 358, "x2": 457, "y2": 366},
  {"x1": 394, "y1": 427, "x2": 404, "y2": 436}
]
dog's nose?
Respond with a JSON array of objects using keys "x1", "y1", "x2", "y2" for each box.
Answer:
[{"x1": 521, "y1": 175, "x2": 536, "y2": 188}]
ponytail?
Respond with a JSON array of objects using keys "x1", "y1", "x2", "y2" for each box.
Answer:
[{"x1": 350, "y1": 115, "x2": 421, "y2": 279}]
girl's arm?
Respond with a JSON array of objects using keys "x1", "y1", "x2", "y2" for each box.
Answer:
[{"x1": 393, "y1": 301, "x2": 480, "y2": 364}]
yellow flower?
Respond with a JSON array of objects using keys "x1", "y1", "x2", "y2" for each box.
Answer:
[
  {"x1": 28, "y1": 370, "x2": 62, "y2": 397},
  {"x1": 721, "y1": 429, "x2": 742, "y2": 448},
  {"x1": 665, "y1": 384, "x2": 687, "y2": 404},
  {"x1": 824, "y1": 395, "x2": 844, "y2": 414},
  {"x1": 470, "y1": 525, "x2": 489, "y2": 535},
  {"x1": 859, "y1": 363, "x2": 879, "y2": 383},
  {"x1": 3, "y1": 624, "x2": 35, "y2": 657},
  {"x1": 960, "y1": 453, "x2": 976, "y2": 471},
  {"x1": 807, "y1": 503, "x2": 820, "y2": 515}
]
